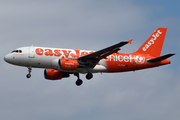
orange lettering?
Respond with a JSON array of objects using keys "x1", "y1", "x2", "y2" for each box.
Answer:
[
  {"x1": 89, "y1": 51, "x2": 94, "y2": 54},
  {"x1": 54, "y1": 50, "x2": 61, "y2": 57},
  {"x1": 81, "y1": 52, "x2": 88, "y2": 56},
  {"x1": 71, "y1": 50, "x2": 80, "y2": 58},
  {"x1": 35, "y1": 48, "x2": 44, "y2": 55},
  {"x1": 45, "y1": 49, "x2": 53, "y2": 56},
  {"x1": 62, "y1": 50, "x2": 71, "y2": 58}
]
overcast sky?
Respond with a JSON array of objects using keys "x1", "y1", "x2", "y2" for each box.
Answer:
[{"x1": 0, "y1": 0, "x2": 180, "y2": 120}]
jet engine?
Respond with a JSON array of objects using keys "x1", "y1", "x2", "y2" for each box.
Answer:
[
  {"x1": 59, "y1": 59, "x2": 78, "y2": 70},
  {"x1": 44, "y1": 69, "x2": 69, "y2": 80}
]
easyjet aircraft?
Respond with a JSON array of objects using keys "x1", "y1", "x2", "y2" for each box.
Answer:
[{"x1": 4, "y1": 27, "x2": 174, "y2": 86}]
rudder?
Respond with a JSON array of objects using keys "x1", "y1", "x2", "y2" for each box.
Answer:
[{"x1": 135, "y1": 27, "x2": 167, "y2": 57}]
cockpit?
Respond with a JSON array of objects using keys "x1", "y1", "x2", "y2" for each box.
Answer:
[{"x1": 11, "y1": 50, "x2": 22, "y2": 53}]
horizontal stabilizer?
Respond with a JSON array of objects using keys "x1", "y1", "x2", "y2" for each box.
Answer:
[{"x1": 147, "y1": 54, "x2": 175, "y2": 64}]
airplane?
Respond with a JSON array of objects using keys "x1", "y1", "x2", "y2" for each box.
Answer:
[{"x1": 4, "y1": 27, "x2": 175, "y2": 86}]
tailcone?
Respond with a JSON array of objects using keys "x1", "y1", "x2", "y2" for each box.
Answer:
[{"x1": 160, "y1": 59, "x2": 171, "y2": 65}]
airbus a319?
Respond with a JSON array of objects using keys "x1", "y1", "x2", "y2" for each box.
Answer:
[{"x1": 4, "y1": 27, "x2": 175, "y2": 86}]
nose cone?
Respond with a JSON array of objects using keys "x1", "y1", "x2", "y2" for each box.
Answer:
[{"x1": 4, "y1": 54, "x2": 12, "y2": 63}]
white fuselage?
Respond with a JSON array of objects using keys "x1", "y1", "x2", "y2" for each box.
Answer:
[{"x1": 4, "y1": 46, "x2": 107, "y2": 73}]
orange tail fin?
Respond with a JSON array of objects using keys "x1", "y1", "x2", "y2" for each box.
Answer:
[{"x1": 135, "y1": 27, "x2": 167, "y2": 57}]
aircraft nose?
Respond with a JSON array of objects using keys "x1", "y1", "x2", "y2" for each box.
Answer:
[{"x1": 4, "y1": 54, "x2": 12, "y2": 63}]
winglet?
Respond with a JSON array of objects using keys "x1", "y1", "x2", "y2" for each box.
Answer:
[{"x1": 128, "y1": 39, "x2": 133, "y2": 44}]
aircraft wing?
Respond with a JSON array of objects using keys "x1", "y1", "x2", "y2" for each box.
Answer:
[{"x1": 77, "y1": 39, "x2": 132, "y2": 68}]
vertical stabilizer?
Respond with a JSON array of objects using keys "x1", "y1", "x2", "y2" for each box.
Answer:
[{"x1": 135, "y1": 27, "x2": 167, "y2": 57}]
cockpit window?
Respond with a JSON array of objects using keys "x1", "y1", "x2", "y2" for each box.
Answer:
[
  {"x1": 11, "y1": 50, "x2": 18, "y2": 53},
  {"x1": 11, "y1": 50, "x2": 22, "y2": 53}
]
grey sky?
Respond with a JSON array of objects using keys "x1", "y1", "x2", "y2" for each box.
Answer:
[{"x1": 1, "y1": 0, "x2": 180, "y2": 120}]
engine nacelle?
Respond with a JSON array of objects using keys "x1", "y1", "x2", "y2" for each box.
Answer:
[
  {"x1": 59, "y1": 59, "x2": 78, "y2": 70},
  {"x1": 44, "y1": 69, "x2": 69, "y2": 80}
]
